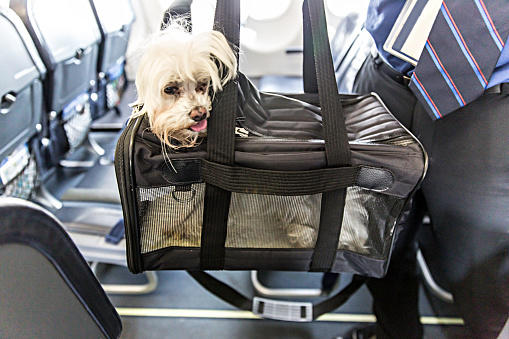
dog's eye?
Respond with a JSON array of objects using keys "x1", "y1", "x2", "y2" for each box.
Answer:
[
  {"x1": 196, "y1": 83, "x2": 208, "y2": 94},
  {"x1": 164, "y1": 86, "x2": 178, "y2": 95}
]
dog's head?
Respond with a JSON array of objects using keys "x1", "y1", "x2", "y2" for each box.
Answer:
[{"x1": 132, "y1": 23, "x2": 237, "y2": 148}]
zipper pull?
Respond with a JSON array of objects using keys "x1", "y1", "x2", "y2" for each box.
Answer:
[{"x1": 235, "y1": 127, "x2": 249, "y2": 137}]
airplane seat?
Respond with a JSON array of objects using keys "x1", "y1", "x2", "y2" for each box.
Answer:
[
  {"x1": 4, "y1": 2, "x2": 157, "y2": 295},
  {"x1": 331, "y1": 18, "x2": 373, "y2": 94},
  {"x1": 9, "y1": 0, "x2": 102, "y2": 173},
  {"x1": 0, "y1": 6, "x2": 46, "y2": 201},
  {"x1": 0, "y1": 197, "x2": 122, "y2": 339},
  {"x1": 88, "y1": 0, "x2": 135, "y2": 123},
  {"x1": 257, "y1": 12, "x2": 372, "y2": 95}
]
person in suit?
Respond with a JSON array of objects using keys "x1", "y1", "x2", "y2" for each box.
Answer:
[{"x1": 343, "y1": 0, "x2": 509, "y2": 338}]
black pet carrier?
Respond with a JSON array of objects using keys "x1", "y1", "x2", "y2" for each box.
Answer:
[{"x1": 115, "y1": 0, "x2": 427, "y2": 320}]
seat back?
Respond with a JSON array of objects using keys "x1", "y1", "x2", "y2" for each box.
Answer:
[
  {"x1": 10, "y1": 0, "x2": 102, "y2": 168},
  {"x1": 329, "y1": 12, "x2": 373, "y2": 94},
  {"x1": 89, "y1": 0, "x2": 135, "y2": 118},
  {"x1": 90, "y1": 0, "x2": 134, "y2": 74},
  {"x1": 0, "y1": 7, "x2": 46, "y2": 198},
  {"x1": 0, "y1": 197, "x2": 122, "y2": 338},
  {"x1": 10, "y1": 0, "x2": 101, "y2": 113}
]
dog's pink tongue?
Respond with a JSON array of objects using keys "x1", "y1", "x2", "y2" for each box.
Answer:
[{"x1": 190, "y1": 119, "x2": 207, "y2": 132}]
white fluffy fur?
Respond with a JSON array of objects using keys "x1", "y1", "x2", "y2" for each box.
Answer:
[{"x1": 131, "y1": 22, "x2": 237, "y2": 148}]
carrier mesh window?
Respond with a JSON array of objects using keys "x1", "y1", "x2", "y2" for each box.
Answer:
[{"x1": 137, "y1": 183, "x2": 403, "y2": 259}]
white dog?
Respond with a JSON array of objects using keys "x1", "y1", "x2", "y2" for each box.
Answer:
[
  {"x1": 132, "y1": 23, "x2": 323, "y2": 252},
  {"x1": 131, "y1": 22, "x2": 237, "y2": 148}
]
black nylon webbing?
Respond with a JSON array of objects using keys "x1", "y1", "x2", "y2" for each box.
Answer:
[
  {"x1": 303, "y1": 2, "x2": 318, "y2": 94},
  {"x1": 187, "y1": 270, "x2": 369, "y2": 321},
  {"x1": 311, "y1": 189, "x2": 347, "y2": 271},
  {"x1": 187, "y1": 271, "x2": 253, "y2": 311},
  {"x1": 207, "y1": 0, "x2": 239, "y2": 165},
  {"x1": 304, "y1": 0, "x2": 352, "y2": 272},
  {"x1": 311, "y1": 275, "x2": 369, "y2": 319},
  {"x1": 201, "y1": 0, "x2": 240, "y2": 269},
  {"x1": 201, "y1": 160, "x2": 359, "y2": 196},
  {"x1": 304, "y1": 0, "x2": 350, "y2": 167},
  {"x1": 202, "y1": 0, "x2": 354, "y2": 271}
]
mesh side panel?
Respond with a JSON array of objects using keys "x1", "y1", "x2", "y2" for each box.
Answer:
[
  {"x1": 226, "y1": 193, "x2": 322, "y2": 249},
  {"x1": 341, "y1": 188, "x2": 402, "y2": 259},
  {"x1": 0, "y1": 154, "x2": 39, "y2": 200},
  {"x1": 106, "y1": 73, "x2": 126, "y2": 109},
  {"x1": 63, "y1": 102, "x2": 92, "y2": 151},
  {"x1": 138, "y1": 184, "x2": 205, "y2": 253},
  {"x1": 137, "y1": 184, "x2": 403, "y2": 259}
]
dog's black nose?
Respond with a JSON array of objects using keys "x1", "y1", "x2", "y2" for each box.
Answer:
[{"x1": 190, "y1": 107, "x2": 207, "y2": 121}]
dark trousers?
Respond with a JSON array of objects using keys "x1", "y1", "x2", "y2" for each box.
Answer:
[{"x1": 353, "y1": 53, "x2": 509, "y2": 338}]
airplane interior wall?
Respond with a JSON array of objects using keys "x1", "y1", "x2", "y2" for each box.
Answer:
[{"x1": 124, "y1": 0, "x2": 369, "y2": 80}]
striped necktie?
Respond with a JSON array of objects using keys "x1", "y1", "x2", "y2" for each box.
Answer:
[{"x1": 409, "y1": 0, "x2": 509, "y2": 120}]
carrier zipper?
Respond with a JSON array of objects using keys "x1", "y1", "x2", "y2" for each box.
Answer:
[
  {"x1": 235, "y1": 119, "x2": 264, "y2": 137},
  {"x1": 361, "y1": 134, "x2": 415, "y2": 146},
  {"x1": 235, "y1": 127, "x2": 250, "y2": 137},
  {"x1": 237, "y1": 117, "x2": 315, "y2": 139},
  {"x1": 236, "y1": 120, "x2": 323, "y2": 142},
  {"x1": 137, "y1": 129, "x2": 413, "y2": 150}
]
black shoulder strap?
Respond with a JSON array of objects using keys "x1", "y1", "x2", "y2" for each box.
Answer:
[
  {"x1": 201, "y1": 0, "x2": 353, "y2": 272},
  {"x1": 302, "y1": 1, "x2": 317, "y2": 94},
  {"x1": 302, "y1": 0, "x2": 351, "y2": 272},
  {"x1": 191, "y1": 0, "x2": 366, "y2": 318},
  {"x1": 188, "y1": 270, "x2": 368, "y2": 321},
  {"x1": 200, "y1": 0, "x2": 240, "y2": 269}
]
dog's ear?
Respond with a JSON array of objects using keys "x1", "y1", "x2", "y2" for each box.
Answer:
[
  {"x1": 196, "y1": 30, "x2": 237, "y2": 92},
  {"x1": 209, "y1": 31, "x2": 237, "y2": 85}
]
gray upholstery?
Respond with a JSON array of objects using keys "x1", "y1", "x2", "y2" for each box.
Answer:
[{"x1": 0, "y1": 198, "x2": 122, "y2": 339}]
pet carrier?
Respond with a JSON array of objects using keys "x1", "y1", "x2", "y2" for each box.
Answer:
[{"x1": 115, "y1": 0, "x2": 427, "y2": 321}]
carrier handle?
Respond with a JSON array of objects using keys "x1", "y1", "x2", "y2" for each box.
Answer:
[
  {"x1": 200, "y1": 0, "x2": 352, "y2": 271},
  {"x1": 301, "y1": 0, "x2": 351, "y2": 167},
  {"x1": 200, "y1": 0, "x2": 241, "y2": 269},
  {"x1": 300, "y1": 0, "x2": 351, "y2": 271},
  {"x1": 209, "y1": 0, "x2": 351, "y2": 166}
]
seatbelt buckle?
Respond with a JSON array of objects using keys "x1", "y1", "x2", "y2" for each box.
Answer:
[{"x1": 252, "y1": 297, "x2": 313, "y2": 322}]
